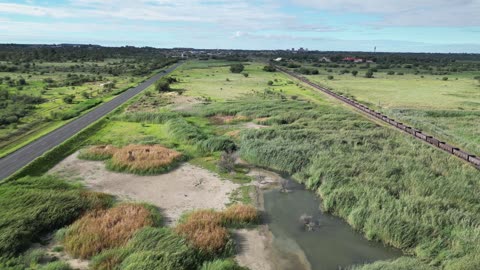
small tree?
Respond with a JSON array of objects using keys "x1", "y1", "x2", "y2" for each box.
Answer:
[
  {"x1": 230, "y1": 64, "x2": 244, "y2": 73},
  {"x1": 267, "y1": 80, "x2": 274, "y2": 86},
  {"x1": 155, "y1": 79, "x2": 170, "y2": 92},
  {"x1": 475, "y1": 76, "x2": 480, "y2": 84},
  {"x1": 442, "y1": 77, "x2": 449, "y2": 81},
  {"x1": 17, "y1": 78, "x2": 27, "y2": 86},
  {"x1": 365, "y1": 70, "x2": 374, "y2": 78},
  {"x1": 242, "y1": 72, "x2": 249, "y2": 78},
  {"x1": 327, "y1": 75, "x2": 334, "y2": 80},
  {"x1": 63, "y1": 95, "x2": 74, "y2": 104},
  {"x1": 351, "y1": 70, "x2": 358, "y2": 77},
  {"x1": 263, "y1": 65, "x2": 276, "y2": 72}
]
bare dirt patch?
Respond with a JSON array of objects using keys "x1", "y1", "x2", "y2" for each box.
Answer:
[
  {"x1": 49, "y1": 152, "x2": 239, "y2": 225},
  {"x1": 244, "y1": 122, "x2": 268, "y2": 129},
  {"x1": 234, "y1": 227, "x2": 274, "y2": 270}
]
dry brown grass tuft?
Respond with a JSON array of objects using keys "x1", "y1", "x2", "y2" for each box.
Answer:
[
  {"x1": 209, "y1": 115, "x2": 250, "y2": 125},
  {"x1": 64, "y1": 204, "x2": 154, "y2": 259},
  {"x1": 109, "y1": 144, "x2": 182, "y2": 174},
  {"x1": 225, "y1": 130, "x2": 241, "y2": 138},
  {"x1": 175, "y1": 210, "x2": 229, "y2": 254},
  {"x1": 80, "y1": 145, "x2": 118, "y2": 160},
  {"x1": 222, "y1": 204, "x2": 258, "y2": 226}
]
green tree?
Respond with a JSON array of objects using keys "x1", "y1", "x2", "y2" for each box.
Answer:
[
  {"x1": 155, "y1": 79, "x2": 170, "y2": 92},
  {"x1": 243, "y1": 72, "x2": 249, "y2": 78},
  {"x1": 63, "y1": 95, "x2": 74, "y2": 104},
  {"x1": 365, "y1": 70, "x2": 374, "y2": 78},
  {"x1": 327, "y1": 75, "x2": 334, "y2": 80},
  {"x1": 267, "y1": 80, "x2": 274, "y2": 86},
  {"x1": 351, "y1": 70, "x2": 358, "y2": 77},
  {"x1": 230, "y1": 63, "x2": 244, "y2": 73},
  {"x1": 263, "y1": 65, "x2": 276, "y2": 72}
]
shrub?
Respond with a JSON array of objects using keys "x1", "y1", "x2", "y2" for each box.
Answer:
[
  {"x1": 442, "y1": 77, "x2": 449, "y2": 81},
  {"x1": 267, "y1": 80, "x2": 273, "y2": 86},
  {"x1": 0, "y1": 176, "x2": 112, "y2": 257},
  {"x1": 155, "y1": 79, "x2": 170, "y2": 92},
  {"x1": 63, "y1": 95, "x2": 74, "y2": 104},
  {"x1": 263, "y1": 65, "x2": 276, "y2": 72},
  {"x1": 365, "y1": 70, "x2": 374, "y2": 78},
  {"x1": 327, "y1": 75, "x2": 334, "y2": 80},
  {"x1": 63, "y1": 203, "x2": 158, "y2": 259},
  {"x1": 242, "y1": 73, "x2": 249, "y2": 78},
  {"x1": 387, "y1": 71, "x2": 395, "y2": 75},
  {"x1": 229, "y1": 64, "x2": 244, "y2": 73}
]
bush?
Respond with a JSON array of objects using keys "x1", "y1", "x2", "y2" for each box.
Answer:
[
  {"x1": 63, "y1": 203, "x2": 159, "y2": 259},
  {"x1": 229, "y1": 64, "x2": 244, "y2": 73},
  {"x1": 263, "y1": 65, "x2": 276, "y2": 72},
  {"x1": 63, "y1": 95, "x2": 74, "y2": 104},
  {"x1": 327, "y1": 75, "x2": 334, "y2": 80},
  {"x1": 442, "y1": 77, "x2": 449, "y2": 81},
  {"x1": 387, "y1": 71, "x2": 395, "y2": 75},
  {"x1": 365, "y1": 70, "x2": 374, "y2": 78},
  {"x1": 267, "y1": 80, "x2": 273, "y2": 86},
  {"x1": 155, "y1": 79, "x2": 170, "y2": 92}
]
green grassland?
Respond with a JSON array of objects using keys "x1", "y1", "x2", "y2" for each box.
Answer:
[
  {"x1": 84, "y1": 60, "x2": 480, "y2": 269},
  {"x1": 2, "y1": 59, "x2": 479, "y2": 270},
  {"x1": 297, "y1": 64, "x2": 480, "y2": 154},
  {"x1": 0, "y1": 59, "x2": 173, "y2": 158}
]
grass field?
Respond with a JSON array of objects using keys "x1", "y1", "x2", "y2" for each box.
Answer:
[
  {"x1": 0, "y1": 59, "x2": 173, "y2": 158},
  {"x1": 300, "y1": 66, "x2": 480, "y2": 154}
]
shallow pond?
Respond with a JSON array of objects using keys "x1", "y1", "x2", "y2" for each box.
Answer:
[{"x1": 263, "y1": 178, "x2": 402, "y2": 270}]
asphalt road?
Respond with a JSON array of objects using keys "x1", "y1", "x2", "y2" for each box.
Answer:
[{"x1": 0, "y1": 62, "x2": 182, "y2": 181}]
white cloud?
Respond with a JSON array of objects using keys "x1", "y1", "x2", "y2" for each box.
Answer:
[{"x1": 292, "y1": 0, "x2": 480, "y2": 27}]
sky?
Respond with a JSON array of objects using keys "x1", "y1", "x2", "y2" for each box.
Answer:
[{"x1": 0, "y1": 0, "x2": 479, "y2": 53}]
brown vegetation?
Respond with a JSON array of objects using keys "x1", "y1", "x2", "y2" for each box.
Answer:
[
  {"x1": 109, "y1": 144, "x2": 182, "y2": 173},
  {"x1": 222, "y1": 204, "x2": 258, "y2": 225},
  {"x1": 175, "y1": 205, "x2": 259, "y2": 254},
  {"x1": 64, "y1": 204, "x2": 154, "y2": 259},
  {"x1": 209, "y1": 115, "x2": 249, "y2": 125},
  {"x1": 175, "y1": 210, "x2": 229, "y2": 254}
]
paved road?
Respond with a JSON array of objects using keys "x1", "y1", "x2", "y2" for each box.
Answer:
[{"x1": 0, "y1": 62, "x2": 182, "y2": 180}]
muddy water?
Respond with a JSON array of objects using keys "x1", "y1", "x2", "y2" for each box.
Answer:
[{"x1": 263, "y1": 179, "x2": 402, "y2": 270}]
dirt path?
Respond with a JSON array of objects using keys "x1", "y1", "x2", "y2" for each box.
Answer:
[{"x1": 49, "y1": 152, "x2": 239, "y2": 225}]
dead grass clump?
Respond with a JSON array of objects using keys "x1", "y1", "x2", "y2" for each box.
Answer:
[
  {"x1": 63, "y1": 204, "x2": 155, "y2": 259},
  {"x1": 108, "y1": 144, "x2": 182, "y2": 174},
  {"x1": 222, "y1": 204, "x2": 259, "y2": 226},
  {"x1": 225, "y1": 130, "x2": 241, "y2": 138},
  {"x1": 175, "y1": 210, "x2": 229, "y2": 255},
  {"x1": 209, "y1": 115, "x2": 250, "y2": 125},
  {"x1": 79, "y1": 145, "x2": 118, "y2": 160}
]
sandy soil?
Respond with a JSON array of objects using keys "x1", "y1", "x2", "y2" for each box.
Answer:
[
  {"x1": 49, "y1": 152, "x2": 239, "y2": 225},
  {"x1": 234, "y1": 227, "x2": 274, "y2": 270}
]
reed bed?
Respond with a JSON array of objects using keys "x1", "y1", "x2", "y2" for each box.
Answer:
[
  {"x1": 200, "y1": 94, "x2": 480, "y2": 269},
  {"x1": 63, "y1": 203, "x2": 157, "y2": 259},
  {"x1": 222, "y1": 204, "x2": 258, "y2": 226}
]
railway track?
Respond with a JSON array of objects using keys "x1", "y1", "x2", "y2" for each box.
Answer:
[{"x1": 275, "y1": 65, "x2": 480, "y2": 171}]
